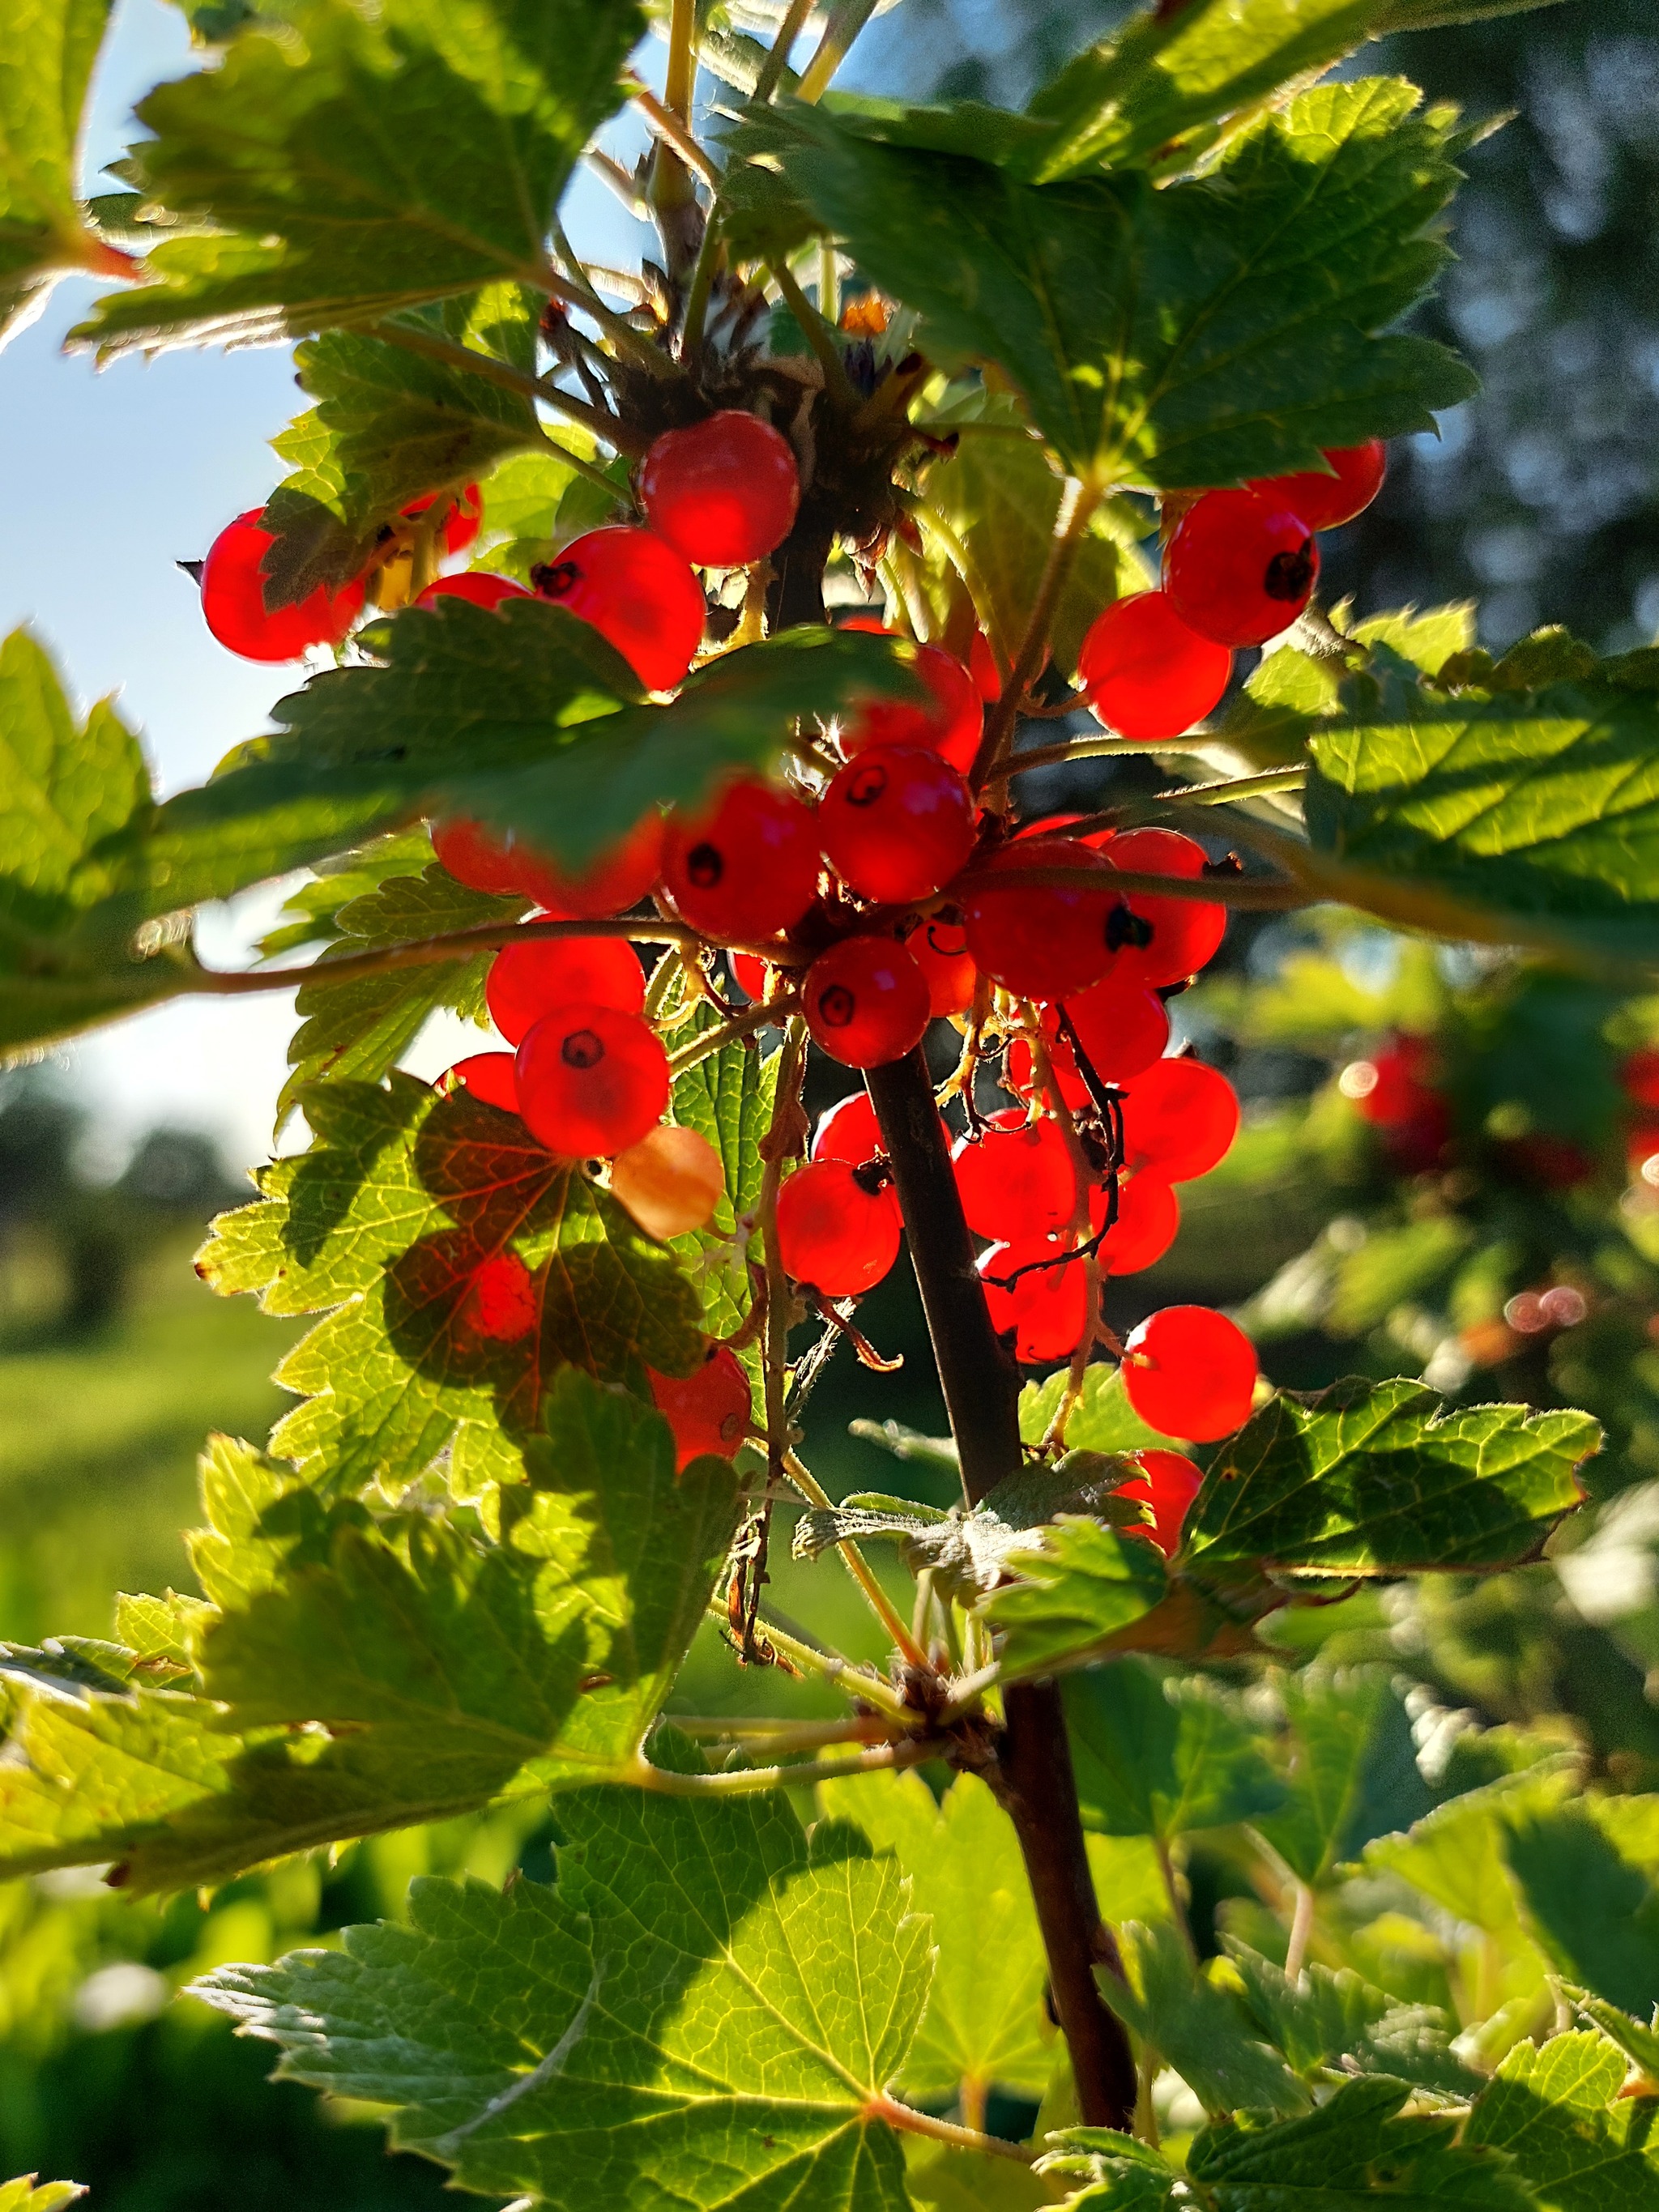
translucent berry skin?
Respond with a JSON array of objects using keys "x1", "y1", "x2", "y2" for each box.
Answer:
[
  {"x1": 953, "y1": 1108, "x2": 1077, "y2": 1241},
  {"x1": 968, "y1": 629, "x2": 1003, "y2": 702},
  {"x1": 462, "y1": 1251, "x2": 537, "y2": 1342},
  {"x1": 402, "y1": 484, "x2": 481, "y2": 553},
  {"x1": 535, "y1": 525, "x2": 705, "y2": 690},
  {"x1": 435, "y1": 812, "x2": 663, "y2": 919},
  {"x1": 812, "y1": 1092, "x2": 883, "y2": 1164},
  {"x1": 1114, "y1": 1448, "x2": 1202, "y2": 1557},
  {"x1": 639, "y1": 411, "x2": 800, "y2": 566},
  {"x1": 662, "y1": 779, "x2": 819, "y2": 943},
  {"x1": 906, "y1": 916, "x2": 978, "y2": 1017},
  {"x1": 961, "y1": 836, "x2": 1126, "y2": 1003},
  {"x1": 1121, "y1": 1059, "x2": 1240, "y2": 1183},
  {"x1": 979, "y1": 1238, "x2": 1089, "y2": 1363},
  {"x1": 1165, "y1": 489, "x2": 1320, "y2": 648},
  {"x1": 1101, "y1": 827, "x2": 1227, "y2": 988},
  {"x1": 819, "y1": 744, "x2": 977, "y2": 906},
  {"x1": 1090, "y1": 1171, "x2": 1179, "y2": 1274},
  {"x1": 1248, "y1": 441, "x2": 1386, "y2": 532},
  {"x1": 416, "y1": 572, "x2": 528, "y2": 611},
  {"x1": 1122, "y1": 1305, "x2": 1258, "y2": 1442},
  {"x1": 1078, "y1": 592, "x2": 1233, "y2": 743},
  {"x1": 843, "y1": 637, "x2": 983, "y2": 777},
  {"x1": 727, "y1": 951, "x2": 772, "y2": 1003},
  {"x1": 514, "y1": 1001, "x2": 670, "y2": 1158},
  {"x1": 1062, "y1": 977, "x2": 1171, "y2": 1085},
  {"x1": 775, "y1": 1159, "x2": 902, "y2": 1297},
  {"x1": 612, "y1": 1123, "x2": 725, "y2": 1239},
  {"x1": 648, "y1": 1345, "x2": 752, "y2": 1470},
  {"x1": 803, "y1": 936, "x2": 932, "y2": 1068},
  {"x1": 444, "y1": 1052, "x2": 519, "y2": 1113},
  {"x1": 200, "y1": 510, "x2": 365, "y2": 661},
  {"x1": 486, "y1": 931, "x2": 646, "y2": 1046}
]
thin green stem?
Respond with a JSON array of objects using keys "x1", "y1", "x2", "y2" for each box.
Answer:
[
  {"x1": 709, "y1": 1604, "x2": 912, "y2": 1722},
  {"x1": 533, "y1": 424, "x2": 624, "y2": 499},
  {"x1": 1155, "y1": 1838, "x2": 1196, "y2": 1962},
  {"x1": 1284, "y1": 1880, "x2": 1316, "y2": 1981},
  {"x1": 970, "y1": 477, "x2": 1103, "y2": 791},
  {"x1": 1161, "y1": 765, "x2": 1307, "y2": 807},
  {"x1": 669, "y1": 1715, "x2": 904, "y2": 1750},
  {"x1": 783, "y1": 1450, "x2": 932, "y2": 1671},
  {"x1": 864, "y1": 2095, "x2": 1038, "y2": 2166},
  {"x1": 768, "y1": 259, "x2": 859, "y2": 407},
  {"x1": 584, "y1": 148, "x2": 650, "y2": 219},
  {"x1": 679, "y1": 212, "x2": 725, "y2": 359},
  {"x1": 630, "y1": 80, "x2": 723, "y2": 189},
  {"x1": 755, "y1": 0, "x2": 813, "y2": 100},
  {"x1": 547, "y1": 220, "x2": 677, "y2": 380},
  {"x1": 369, "y1": 318, "x2": 645, "y2": 454},
  {"x1": 797, "y1": 0, "x2": 880, "y2": 101},
  {"x1": 667, "y1": 996, "x2": 797, "y2": 1076},
  {"x1": 663, "y1": 0, "x2": 696, "y2": 119},
  {"x1": 203, "y1": 913, "x2": 692, "y2": 999},
  {"x1": 628, "y1": 1736, "x2": 942, "y2": 1796}
]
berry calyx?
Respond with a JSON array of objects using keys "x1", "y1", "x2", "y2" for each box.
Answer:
[
  {"x1": 485, "y1": 931, "x2": 646, "y2": 1046},
  {"x1": 638, "y1": 411, "x2": 800, "y2": 566},
  {"x1": 775, "y1": 1158, "x2": 902, "y2": 1297},
  {"x1": 979, "y1": 1238, "x2": 1089, "y2": 1363},
  {"x1": 1165, "y1": 489, "x2": 1320, "y2": 647},
  {"x1": 199, "y1": 510, "x2": 365, "y2": 662},
  {"x1": 514, "y1": 1002, "x2": 670, "y2": 1157},
  {"x1": 1090, "y1": 1171, "x2": 1179, "y2": 1274},
  {"x1": 1120, "y1": 1059, "x2": 1240, "y2": 1183},
  {"x1": 402, "y1": 484, "x2": 482, "y2": 553},
  {"x1": 663, "y1": 778, "x2": 820, "y2": 943},
  {"x1": 648, "y1": 1345, "x2": 752, "y2": 1470},
  {"x1": 842, "y1": 635, "x2": 983, "y2": 777},
  {"x1": 1114, "y1": 1449, "x2": 1202, "y2": 1558},
  {"x1": 533, "y1": 525, "x2": 705, "y2": 690},
  {"x1": 1121, "y1": 1305, "x2": 1258, "y2": 1442},
  {"x1": 442, "y1": 1052, "x2": 519, "y2": 1113},
  {"x1": 803, "y1": 936, "x2": 932, "y2": 1068},
  {"x1": 611, "y1": 1123, "x2": 725, "y2": 1240},
  {"x1": 1249, "y1": 441, "x2": 1386, "y2": 532},
  {"x1": 1077, "y1": 592, "x2": 1233, "y2": 743},
  {"x1": 818, "y1": 744, "x2": 977, "y2": 906},
  {"x1": 953, "y1": 1108, "x2": 1077, "y2": 1241},
  {"x1": 961, "y1": 836, "x2": 1129, "y2": 1003},
  {"x1": 905, "y1": 916, "x2": 978, "y2": 1017},
  {"x1": 416, "y1": 572, "x2": 529, "y2": 612},
  {"x1": 460, "y1": 1251, "x2": 538, "y2": 1342},
  {"x1": 812, "y1": 1092, "x2": 883, "y2": 1165},
  {"x1": 1101, "y1": 827, "x2": 1227, "y2": 988}
]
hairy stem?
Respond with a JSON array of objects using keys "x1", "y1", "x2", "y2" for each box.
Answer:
[
  {"x1": 709, "y1": 1605, "x2": 913, "y2": 1723},
  {"x1": 630, "y1": 1737, "x2": 942, "y2": 1796},
  {"x1": 864, "y1": 2094, "x2": 1037, "y2": 2165},
  {"x1": 756, "y1": 0, "x2": 814, "y2": 101},
  {"x1": 783, "y1": 1450, "x2": 931, "y2": 1670},
  {"x1": 970, "y1": 478, "x2": 1103, "y2": 791}
]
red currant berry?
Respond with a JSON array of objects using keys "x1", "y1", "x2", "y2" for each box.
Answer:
[
  {"x1": 1249, "y1": 441, "x2": 1386, "y2": 532},
  {"x1": 663, "y1": 779, "x2": 820, "y2": 943},
  {"x1": 1623, "y1": 1050, "x2": 1659, "y2": 1110},
  {"x1": 775, "y1": 1158, "x2": 902, "y2": 1297},
  {"x1": 905, "y1": 916, "x2": 978, "y2": 1017},
  {"x1": 961, "y1": 836, "x2": 1128, "y2": 1003},
  {"x1": 647, "y1": 1344, "x2": 753, "y2": 1470},
  {"x1": 843, "y1": 636, "x2": 983, "y2": 777},
  {"x1": 534, "y1": 525, "x2": 705, "y2": 691},
  {"x1": 1090, "y1": 1171, "x2": 1179, "y2": 1274},
  {"x1": 512, "y1": 813, "x2": 664, "y2": 920},
  {"x1": 443, "y1": 1051, "x2": 520, "y2": 1113},
  {"x1": 1004, "y1": 1028, "x2": 1088, "y2": 1112},
  {"x1": 612, "y1": 1124, "x2": 725, "y2": 1239},
  {"x1": 803, "y1": 936, "x2": 932, "y2": 1068},
  {"x1": 1114, "y1": 1449, "x2": 1202, "y2": 1558},
  {"x1": 1339, "y1": 1035, "x2": 1438, "y2": 1127},
  {"x1": 1165, "y1": 489, "x2": 1319, "y2": 648},
  {"x1": 1120, "y1": 1059, "x2": 1239, "y2": 1183},
  {"x1": 979, "y1": 1238, "x2": 1089, "y2": 1363},
  {"x1": 416, "y1": 572, "x2": 529, "y2": 611},
  {"x1": 1101, "y1": 828, "x2": 1227, "y2": 987},
  {"x1": 200, "y1": 510, "x2": 365, "y2": 661},
  {"x1": 402, "y1": 484, "x2": 481, "y2": 554},
  {"x1": 430, "y1": 818, "x2": 523, "y2": 896},
  {"x1": 812, "y1": 1092, "x2": 883, "y2": 1165},
  {"x1": 727, "y1": 951, "x2": 774, "y2": 1004},
  {"x1": 515, "y1": 1002, "x2": 670, "y2": 1158},
  {"x1": 819, "y1": 744, "x2": 977, "y2": 906},
  {"x1": 461, "y1": 1251, "x2": 538, "y2": 1342},
  {"x1": 486, "y1": 931, "x2": 646, "y2": 1046},
  {"x1": 953, "y1": 1108, "x2": 1077, "y2": 1240},
  {"x1": 1078, "y1": 591, "x2": 1233, "y2": 742},
  {"x1": 1122, "y1": 1305, "x2": 1257, "y2": 1442},
  {"x1": 638, "y1": 411, "x2": 801, "y2": 566},
  {"x1": 968, "y1": 629, "x2": 1004, "y2": 703},
  {"x1": 1063, "y1": 977, "x2": 1171, "y2": 1085}
]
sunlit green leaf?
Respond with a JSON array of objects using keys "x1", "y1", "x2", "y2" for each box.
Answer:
[
  {"x1": 1101, "y1": 1920, "x2": 1310, "y2": 2119},
  {"x1": 1464, "y1": 2031, "x2": 1659, "y2": 2212},
  {"x1": 1222, "y1": 1941, "x2": 1478, "y2": 2095},
  {"x1": 0, "y1": 0, "x2": 119, "y2": 342},
  {"x1": 1504, "y1": 1801, "x2": 1659, "y2": 2019},
  {"x1": 1064, "y1": 1658, "x2": 1286, "y2": 1843}
]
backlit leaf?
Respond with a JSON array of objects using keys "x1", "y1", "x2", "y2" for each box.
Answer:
[
  {"x1": 1255, "y1": 1668, "x2": 1427, "y2": 1885},
  {"x1": 667, "y1": 1012, "x2": 778, "y2": 1346},
  {"x1": 1064, "y1": 1658, "x2": 1286, "y2": 1843},
  {"x1": 1222, "y1": 1941, "x2": 1478, "y2": 2095},
  {"x1": 0, "y1": 2180, "x2": 85, "y2": 2212},
  {"x1": 0, "y1": 0, "x2": 118, "y2": 343},
  {"x1": 1503, "y1": 1801, "x2": 1659, "y2": 2019},
  {"x1": 1464, "y1": 2031, "x2": 1659, "y2": 2212},
  {"x1": 1100, "y1": 1919, "x2": 1310, "y2": 2118}
]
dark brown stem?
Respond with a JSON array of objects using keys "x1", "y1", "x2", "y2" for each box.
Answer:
[{"x1": 864, "y1": 1048, "x2": 1136, "y2": 2131}]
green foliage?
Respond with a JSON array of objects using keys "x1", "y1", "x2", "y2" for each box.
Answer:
[
  {"x1": 1064, "y1": 1659, "x2": 1286, "y2": 1842},
  {"x1": 1463, "y1": 2031, "x2": 1659, "y2": 2210},
  {"x1": 986, "y1": 1515, "x2": 1170, "y2": 1677},
  {"x1": 1102, "y1": 1919, "x2": 1311, "y2": 2118},
  {"x1": 1255, "y1": 1669, "x2": 1417, "y2": 1884},
  {"x1": 667, "y1": 1015, "x2": 778, "y2": 1346},
  {"x1": 0, "y1": 0, "x2": 116, "y2": 341},
  {"x1": 1222, "y1": 1942, "x2": 1478, "y2": 2094},
  {"x1": 1503, "y1": 1800, "x2": 1659, "y2": 2017},
  {"x1": 0, "y1": 2181, "x2": 83, "y2": 2212}
]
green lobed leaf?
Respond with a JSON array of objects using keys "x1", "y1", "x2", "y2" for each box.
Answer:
[
  {"x1": 1064, "y1": 1657, "x2": 1286, "y2": 1843},
  {"x1": 256, "y1": 827, "x2": 439, "y2": 958},
  {"x1": 1179, "y1": 1377, "x2": 1598, "y2": 1579},
  {"x1": 1565, "y1": 1987, "x2": 1659, "y2": 2090},
  {"x1": 1036, "y1": 2131, "x2": 1179, "y2": 2212},
  {"x1": 1020, "y1": 1363, "x2": 1170, "y2": 1456},
  {"x1": 194, "y1": 1784, "x2": 928, "y2": 2211},
  {"x1": 1503, "y1": 1801, "x2": 1659, "y2": 2021},
  {"x1": 906, "y1": 2137, "x2": 1053, "y2": 2212},
  {"x1": 983, "y1": 1514, "x2": 1171, "y2": 1678},
  {"x1": 821, "y1": 1769, "x2": 1051, "y2": 2102},
  {"x1": 1100, "y1": 1919, "x2": 1311, "y2": 2119},
  {"x1": 1221, "y1": 1941, "x2": 1478, "y2": 2095},
  {"x1": 666, "y1": 1010, "x2": 778, "y2": 1348},
  {"x1": 1464, "y1": 2031, "x2": 1659, "y2": 2212},
  {"x1": 762, "y1": 77, "x2": 1474, "y2": 488},
  {"x1": 196, "y1": 1075, "x2": 705, "y2": 1494},
  {"x1": 0, "y1": 0, "x2": 117, "y2": 343},
  {"x1": 1255, "y1": 1667, "x2": 1427, "y2": 1885},
  {"x1": 70, "y1": 0, "x2": 643, "y2": 355}
]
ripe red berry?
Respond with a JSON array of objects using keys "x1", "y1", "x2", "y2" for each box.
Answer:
[
  {"x1": 1114, "y1": 1449, "x2": 1202, "y2": 1558},
  {"x1": 638, "y1": 411, "x2": 801, "y2": 567},
  {"x1": 1121, "y1": 1306, "x2": 1258, "y2": 1442},
  {"x1": 1340, "y1": 1036, "x2": 1437, "y2": 1127},
  {"x1": 1100, "y1": 827, "x2": 1227, "y2": 987},
  {"x1": 515, "y1": 1002, "x2": 670, "y2": 1158},
  {"x1": 486, "y1": 931, "x2": 645, "y2": 1046},
  {"x1": 1165, "y1": 489, "x2": 1320, "y2": 647},
  {"x1": 402, "y1": 484, "x2": 482, "y2": 553},
  {"x1": 819, "y1": 744, "x2": 977, "y2": 906},
  {"x1": 979, "y1": 1238, "x2": 1089, "y2": 1363},
  {"x1": 961, "y1": 836, "x2": 1129, "y2": 1003},
  {"x1": 647, "y1": 1345, "x2": 753, "y2": 1470},
  {"x1": 1249, "y1": 441, "x2": 1386, "y2": 532},
  {"x1": 843, "y1": 637, "x2": 983, "y2": 777},
  {"x1": 611, "y1": 1124, "x2": 725, "y2": 1240},
  {"x1": 443, "y1": 1051, "x2": 519, "y2": 1113},
  {"x1": 1062, "y1": 977, "x2": 1171, "y2": 1086},
  {"x1": 1120, "y1": 1059, "x2": 1239, "y2": 1183},
  {"x1": 461, "y1": 1251, "x2": 538, "y2": 1342},
  {"x1": 200, "y1": 509, "x2": 365, "y2": 661},
  {"x1": 905, "y1": 916, "x2": 978, "y2": 1017},
  {"x1": 1077, "y1": 592, "x2": 1233, "y2": 742},
  {"x1": 663, "y1": 779, "x2": 819, "y2": 943},
  {"x1": 1623, "y1": 1049, "x2": 1659, "y2": 1111},
  {"x1": 812, "y1": 1092, "x2": 884, "y2": 1165},
  {"x1": 1090, "y1": 1171, "x2": 1179, "y2": 1274},
  {"x1": 775, "y1": 1159, "x2": 902, "y2": 1296},
  {"x1": 803, "y1": 936, "x2": 932, "y2": 1068},
  {"x1": 953, "y1": 1109, "x2": 1077, "y2": 1241},
  {"x1": 430, "y1": 818, "x2": 523, "y2": 896},
  {"x1": 416, "y1": 572, "x2": 529, "y2": 612},
  {"x1": 968, "y1": 629, "x2": 1004, "y2": 702},
  {"x1": 534, "y1": 525, "x2": 705, "y2": 691},
  {"x1": 433, "y1": 812, "x2": 663, "y2": 918}
]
